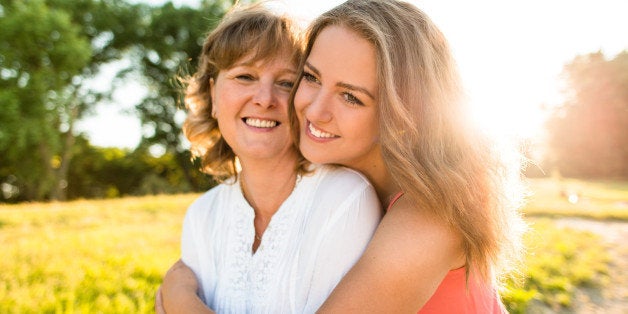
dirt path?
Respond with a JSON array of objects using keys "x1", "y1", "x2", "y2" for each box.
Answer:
[{"x1": 548, "y1": 218, "x2": 628, "y2": 314}]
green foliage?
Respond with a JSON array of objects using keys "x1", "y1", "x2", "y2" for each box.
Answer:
[
  {"x1": 131, "y1": 0, "x2": 232, "y2": 191},
  {"x1": 546, "y1": 51, "x2": 628, "y2": 179},
  {"x1": 0, "y1": 0, "x2": 231, "y2": 201},
  {"x1": 502, "y1": 220, "x2": 610, "y2": 313},
  {"x1": 64, "y1": 137, "x2": 214, "y2": 200},
  {"x1": 501, "y1": 177, "x2": 626, "y2": 312},
  {"x1": 0, "y1": 0, "x2": 92, "y2": 200}
]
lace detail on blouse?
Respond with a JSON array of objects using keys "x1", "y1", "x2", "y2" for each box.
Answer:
[
  {"x1": 181, "y1": 165, "x2": 383, "y2": 313},
  {"x1": 221, "y1": 175, "x2": 302, "y2": 308}
]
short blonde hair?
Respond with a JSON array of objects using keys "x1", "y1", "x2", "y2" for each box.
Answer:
[{"x1": 183, "y1": 3, "x2": 305, "y2": 180}]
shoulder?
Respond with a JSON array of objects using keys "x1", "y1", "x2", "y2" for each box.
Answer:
[
  {"x1": 317, "y1": 197, "x2": 464, "y2": 311},
  {"x1": 386, "y1": 196, "x2": 461, "y2": 244},
  {"x1": 308, "y1": 164, "x2": 373, "y2": 190},
  {"x1": 185, "y1": 181, "x2": 234, "y2": 220},
  {"x1": 300, "y1": 165, "x2": 381, "y2": 217},
  {"x1": 307, "y1": 165, "x2": 377, "y2": 203},
  {"x1": 379, "y1": 196, "x2": 465, "y2": 269}
]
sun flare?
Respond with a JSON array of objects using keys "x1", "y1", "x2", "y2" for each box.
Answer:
[{"x1": 470, "y1": 100, "x2": 549, "y2": 141}]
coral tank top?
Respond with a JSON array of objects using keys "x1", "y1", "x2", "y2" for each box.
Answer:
[{"x1": 386, "y1": 192, "x2": 507, "y2": 314}]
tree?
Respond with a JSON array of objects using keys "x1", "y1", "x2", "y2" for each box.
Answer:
[
  {"x1": 0, "y1": 0, "x2": 91, "y2": 200},
  {"x1": 132, "y1": 0, "x2": 232, "y2": 191},
  {"x1": 0, "y1": 0, "x2": 231, "y2": 202},
  {"x1": 546, "y1": 51, "x2": 628, "y2": 178},
  {"x1": 43, "y1": 0, "x2": 147, "y2": 200},
  {"x1": 0, "y1": 0, "x2": 151, "y2": 201}
]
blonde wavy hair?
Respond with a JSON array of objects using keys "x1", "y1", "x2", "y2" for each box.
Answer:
[
  {"x1": 183, "y1": 3, "x2": 305, "y2": 180},
  {"x1": 291, "y1": 0, "x2": 526, "y2": 286}
]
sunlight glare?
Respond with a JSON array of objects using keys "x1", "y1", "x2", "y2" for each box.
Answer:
[{"x1": 469, "y1": 98, "x2": 548, "y2": 141}]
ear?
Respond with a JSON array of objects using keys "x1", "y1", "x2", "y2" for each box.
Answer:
[{"x1": 209, "y1": 77, "x2": 217, "y2": 118}]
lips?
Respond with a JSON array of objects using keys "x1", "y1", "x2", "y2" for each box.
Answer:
[
  {"x1": 243, "y1": 118, "x2": 279, "y2": 128},
  {"x1": 307, "y1": 121, "x2": 338, "y2": 139}
]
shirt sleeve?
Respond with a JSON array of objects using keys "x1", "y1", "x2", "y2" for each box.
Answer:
[
  {"x1": 180, "y1": 201, "x2": 200, "y2": 273},
  {"x1": 179, "y1": 196, "x2": 208, "y2": 303},
  {"x1": 301, "y1": 173, "x2": 383, "y2": 312}
]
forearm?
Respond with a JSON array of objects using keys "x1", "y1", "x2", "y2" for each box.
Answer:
[
  {"x1": 317, "y1": 204, "x2": 461, "y2": 313},
  {"x1": 160, "y1": 259, "x2": 215, "y2": 314},
  {"x1": 162, "y1": 288, "x2": 214, "y2": 314}
]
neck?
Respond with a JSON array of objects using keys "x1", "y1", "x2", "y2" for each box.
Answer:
[
  {"x1": 238, "y1": 155, "x2": 299, "y2": 219},
  {"x1": 351, "y1": 156, "x2": 398, "y2": 208},
  {"x1": 239, "y1": 154, "x2": 299, "y2": 254}
]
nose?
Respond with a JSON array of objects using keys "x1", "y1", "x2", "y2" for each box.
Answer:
[
  {"x1": 252, "y1": 81, "x2": 276, "y2": 109},
  {"x1": 305, "y1": 90, "x2": 333, "y2": 123}
]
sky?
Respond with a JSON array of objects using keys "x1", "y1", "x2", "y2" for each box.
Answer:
[{"x1": 75, "y1": 0, "x2": 628, "y2": 148}]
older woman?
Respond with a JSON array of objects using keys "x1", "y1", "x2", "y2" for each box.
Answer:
[{"x1": 157, "y1": 3, "x2": 382, "y2": 313}]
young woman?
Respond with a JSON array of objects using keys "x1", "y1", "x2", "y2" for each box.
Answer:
[
  {"x1": 158, "y1": 3, "x2": 382, "y2": 313},
  {"x1": 293, "y1": 0, "x2": 525, "y2": 312},
  {"x1": 159, "y1": 0, "x2": 525, "y2": 313}
]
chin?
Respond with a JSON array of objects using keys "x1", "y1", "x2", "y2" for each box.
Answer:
[{"x1": 300, "y1": 144, "x2": 327, "y2": 165}]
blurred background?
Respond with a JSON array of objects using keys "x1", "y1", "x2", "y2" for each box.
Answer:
[{"x1": 0, "y1": 0, "x2": 626, "y2": 313}]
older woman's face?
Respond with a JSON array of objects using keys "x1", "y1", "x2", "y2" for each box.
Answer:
[
  {"x1": 294, "y1": 25, "x2": 380, "y2": 171},
  {"x1": 211, "y1": 52, "x2": 298, "y2": 164}
]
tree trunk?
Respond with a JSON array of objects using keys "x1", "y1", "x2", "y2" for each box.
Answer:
[
  {"x1": 38, "y1": 141, "x2": 55, "y2": 201},
  {"x1": 51, "y1": 103, "x2": 79, "y2": 201}
]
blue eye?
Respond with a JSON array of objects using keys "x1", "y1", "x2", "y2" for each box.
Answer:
[
  {"x1": 235, "y1": 74, "x2": 254, "y2": 81},
  {"x1": 278, "y1": 80, "x2": 295, "y2": 89}
]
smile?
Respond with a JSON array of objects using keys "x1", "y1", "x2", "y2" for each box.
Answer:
[
  {"x1": 308, "y1": 121, "x2": 339, "y2": 139},
  {"x1": 244, "y1": 118, "x2": 278, "y2": 128}
]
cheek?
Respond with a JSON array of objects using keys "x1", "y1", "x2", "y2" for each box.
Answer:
[
  {"x1": 276, "y1": 89, "x2": 292, "y2": 109},
  {"x1": 293, "y1": 84, "x2": 312, "y2": 114},
  {"x1": 349, "y1": 113, "x2": 379, "y2": 141}
]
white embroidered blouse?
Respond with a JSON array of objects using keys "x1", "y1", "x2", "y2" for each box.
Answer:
[{"x1": 181, "y1": 165, "x2": 382, "y2": 314}]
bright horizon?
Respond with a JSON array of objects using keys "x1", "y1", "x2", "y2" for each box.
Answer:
[{"x1": 76, "y1": 0, "x2": 628, "y2": 148}]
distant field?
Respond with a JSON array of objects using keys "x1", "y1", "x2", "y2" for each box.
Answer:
[
  {"x1": 523, "y1": 178, "x2": 628, "y2": 220},
  {"x1": 0, "y1": 178, "x2": 625, "y2": 313}
]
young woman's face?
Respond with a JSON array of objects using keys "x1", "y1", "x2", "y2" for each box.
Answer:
[
  {"x1": 294, "y1": 25, "x2": 380, "y2": 170},
  {"x1": 211, "y1": 52, "x2": 297, "y2": 163}
]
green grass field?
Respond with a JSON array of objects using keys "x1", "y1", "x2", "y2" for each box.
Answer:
[
  {"x1": 0, "y1": 194, "x2": 198, "y2": 313},
  {"x1": 0, "y1": 179, "x2": 625, "y2": 313},
  {"x1": 524, "y1": 178, "x2": 628, "y2": 220}
]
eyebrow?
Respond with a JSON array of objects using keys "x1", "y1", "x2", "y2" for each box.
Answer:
[
  {"x1": 231, "y1": 60, "x2": 297, "y2": 76},
  {"x1": 304, "y1": 61, "x2": 376, "y2": 100}
]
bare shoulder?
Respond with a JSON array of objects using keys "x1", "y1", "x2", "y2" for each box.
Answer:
[
  {"x1": 318, "y1": 195, "x2": 464, "y2": 313},
  {"x1": 385, "y1": 196, "x2": 460, "y2": 244},
  {"x1": 370, "y1": 195, "x2": 463, "y2": 271}
]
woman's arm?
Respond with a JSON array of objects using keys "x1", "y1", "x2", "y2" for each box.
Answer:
[
  {"x1": 300, "y1": 177, "x2": 383, "y2": 312},
  {"x1": 317, "y1": 196, "x2": 465, "y2": 313},
  {"x1": 157, "y1": 259, "x2": 214, "y2": 314},
  {"x1": 158, "y1": 193, "x2": 461, "y2": 313}
]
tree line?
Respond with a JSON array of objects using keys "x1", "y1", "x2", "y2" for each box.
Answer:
[
  {"x1": 543, "y1": 51, "x2": 628, "y2": 179},
  {"x1": 0, "y1": 0, "x2": 626, "y2": 202},
  {"x1": 0, "y1": 0, "x2": 232, "y2": 202}
]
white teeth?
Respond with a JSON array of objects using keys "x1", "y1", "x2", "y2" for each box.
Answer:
[
  {"x1": 308, "y1": 122, "x2": 337, "y2": 138},
  {"x1": 245, "y1": 118, "x2": 277, "y2": 128}
]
